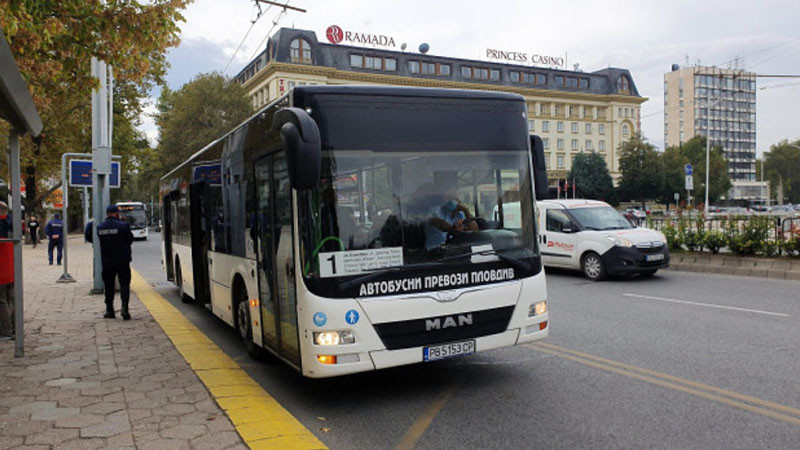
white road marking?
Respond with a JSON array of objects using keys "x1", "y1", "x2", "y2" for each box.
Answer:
[{"x1": 622, "y1": 293, "x2": 790, "y2": 317}]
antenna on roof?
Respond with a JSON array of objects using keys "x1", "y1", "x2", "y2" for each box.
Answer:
[
  {"x1": 419, "y1": 43, "x2": 430, "y2": 54},
  {"x1": 401, "y1": 43, "x2": 407, "y2": 52}
]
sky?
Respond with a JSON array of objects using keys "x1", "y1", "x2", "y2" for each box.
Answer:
[{"x1": 141, "y1": 0, "x2": 800, "y2": 157}]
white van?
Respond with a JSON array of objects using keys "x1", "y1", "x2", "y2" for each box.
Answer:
[{"x1": 536, "y1": 199, "x2": 669, "y2": 280}]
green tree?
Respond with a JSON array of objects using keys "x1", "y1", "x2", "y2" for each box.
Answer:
[
  {"x1": 763, "y1": 140, "x2": 800, "y2": 203},
  {"x1": 568, "y1": 152, "x2": 616, "y2": 205},
  {"x1": 659, "y1": 145, "x2": 688, "y2": 208},
  {"x1": 617, "y1": 133, "x2": 663, "y2": 207},
  {"x1": 0, "y1": 0, "x2": 190, "y2": 215},
  {"x1": 156, "y1": 73, "x2": 253, "y2": 171},
  {"x1": 675, "y1": 135, "x2": 731, "y2": 205}
]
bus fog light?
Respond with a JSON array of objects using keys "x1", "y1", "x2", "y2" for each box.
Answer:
[
  {"x1": 529, "y1": 301, "x2": 547, "y2": 317},
  {"x1": 315, "y1": 332, "x2": 340, "y2": 346},
  {"x1": 339, "y1": 330, "x2": 355, "y2": 344}
]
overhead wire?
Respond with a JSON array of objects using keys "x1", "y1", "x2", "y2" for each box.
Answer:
[
  {"x1": 222, "y1": 2, "x2": 272, "y2": 74},
  {"x1": 247, "y1": 2, "x2": 290, "y2": 63}
]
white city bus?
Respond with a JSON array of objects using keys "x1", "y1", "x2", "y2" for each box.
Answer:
[
  {"x1": 160, "y1": 86, "x2": 550, "y2": 378},
  {"x1": 116, "y1": 201, "x2": 148, "y2": 240}
]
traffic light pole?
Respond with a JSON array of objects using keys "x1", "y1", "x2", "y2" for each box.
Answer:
[{"x1": 91, "y1": 58, "x2": 113, "y2": 294}]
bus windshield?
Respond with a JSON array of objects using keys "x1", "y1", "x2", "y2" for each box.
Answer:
[
  {"x1": 298, "y1": 149, "x2": 539, "y2": 298},
  {"x1": 118, "y1": 205, "x2": 147, "y2": 229}
]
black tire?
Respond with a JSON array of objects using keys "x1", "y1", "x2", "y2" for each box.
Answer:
[
  {"x1": 176, "y1": 261, "x2": 192, "y2": 303},
  {"x1": 235, "y1": 283, "x2": 264, "y2": 360},
  {"x1": 581, "y1": 252, "x2": 607, "y2": 281}
]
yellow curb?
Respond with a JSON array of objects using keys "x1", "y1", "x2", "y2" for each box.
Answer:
[{"x1": 130, "y1": 270, "x2": 327, "y2": 450}]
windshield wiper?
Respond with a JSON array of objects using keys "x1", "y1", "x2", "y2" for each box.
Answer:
[
  {"x1": 340, "y1": 261, "x2": 444, "y2": 290},
  {"x1": 436, "y1": 248, "x2": 532, "y2": 272}
]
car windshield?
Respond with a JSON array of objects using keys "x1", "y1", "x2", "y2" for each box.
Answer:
[
  {"x1": 297, "y1": 149, "x2": 540, "y2": 298},
  {"x1": 570, "y1": 206, "x2": 633, "y2": 230}
]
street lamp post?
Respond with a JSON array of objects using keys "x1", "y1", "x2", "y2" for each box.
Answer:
[{"x1": 704, "y1": 98, "x2": 722, "y2": 217}]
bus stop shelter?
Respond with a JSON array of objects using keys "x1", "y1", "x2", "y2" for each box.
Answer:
[{"x1": 0, "y1": 28, "x2": 43, "y2": 357}]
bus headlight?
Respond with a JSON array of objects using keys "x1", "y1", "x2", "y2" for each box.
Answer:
[
  {"x1": 314, "y1": 330, "x2": 356, "y2": 346},
  {"x1": 529, "y1": 301, "x2": 547, "y2": 317}
]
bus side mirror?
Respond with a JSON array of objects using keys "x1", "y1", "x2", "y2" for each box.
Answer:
[
  {"x1": 273, "y1": 107, "x2": 321, "y2": 190},
  {"x1": 530, "y1": 135, "x2": 549, "y2": 200}
]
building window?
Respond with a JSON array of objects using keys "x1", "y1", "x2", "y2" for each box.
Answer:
[
  {"x1": 542, "y1": 121, "x2": 550, "y2": 132},
  {"x1": 557, "y1": 138, "x2": 564, "y2": 150},
  {"x1": 557, "y1": 121, "x2": 564, "y2": 133},
  {"x1": 544, "y1": 154, "x2": 550, "y2": 168},
  {"x1": 528, "y1": 120, "x2": 535, "y2": 132},
  {"x1": 352, "y1": 54, "x2": 396, "y2": 71},
  {"x1": 555, "y1": 75, "x2": 564, "y2": 86},
  {"x1": 571, "y1": 139, "x2": 578, "y2": 150},
  {"x1": 616, "y1": 75, "x2": 630, "y2": 94},
  {"x1": 543, "y1": 138, "x2": 550, "y2": 149},
  {"x1": 290, "y1": 38, "x2": 312, "y2": 63},
  {"x1": 598, "y1": 140, "x2": 606, "y2": 151},
  {"x1": 599, "y1": 124, "x2": 605, "y2": 135},
  {"x1": 413, "y1": 61, "x2": 449, "y2": 76},
  {"x1": 622, "y1": 124, "x2": 630, "y2": 137},
  {"x1": 566, "y1": 77, "x2": 578, "y2": 88},
  {"x1": 490, "y1": 69, "x2": 500, "y2": 81},
  {"x1": 557, "y1": 155, "x2": 565, "y2": 168},
  {"x1": 461, "y1": 66, "x2": 490, "y2": 80},
  {"x1": 579, "y1": 78, "x2": 589, "y2": 89},
  {"x1": 571, "y1": 122, "x2": 578, "y2": 133},
  {"x1": 510, "y1": 71, "x2": 520, "y2": 82},
  {"x1": 585, "y1": 123, "x2": 592, "y2": 134},
  {"x1": 585, "y1": 139, "x2": 593, "y2": 150}
]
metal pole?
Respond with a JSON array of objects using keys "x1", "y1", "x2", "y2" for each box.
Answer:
[
  {"x1": 57, "y1": 153, "x2": 75, "y2": 283},
  {"x1": 704, "y1": 98, "x2": 720, "y2": 217},
  {"x1": 83, "y1": 187, "x2": 89, "y2": 230},
  {"x1": 91, "y1": 58, "x2": 113, "y2": 293},
  {"x1": 9, "y1": 130, "x2": 24, "y2": 357}
]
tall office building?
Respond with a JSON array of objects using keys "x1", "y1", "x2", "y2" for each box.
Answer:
[{"x1": 664, "y1": 64, "x2": 757, "y2": 182}]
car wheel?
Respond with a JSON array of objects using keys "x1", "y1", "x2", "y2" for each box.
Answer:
[{"x1": 581, "y1": 252, "x2": 607, "y2": 281}]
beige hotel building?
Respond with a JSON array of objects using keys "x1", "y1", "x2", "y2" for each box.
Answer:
[{"x1": 235, "y1": 27, "x2": 647, "y2": 191}]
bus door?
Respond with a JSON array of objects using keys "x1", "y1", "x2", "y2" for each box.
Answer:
[
  {"x1": 189, "y1": 182, "x2": 211, "y2": 304},
  {"x1": 163, "y1": 192, "x2": 178, "y2": 281},
  {"x1": 255, "y1": 155, "x2": 300, "y2": 365}
]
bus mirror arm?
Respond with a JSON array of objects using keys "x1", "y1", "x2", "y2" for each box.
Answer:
[
  {"x1": 273, "y1": 107, "x2": 322, "y2": 191},
  {"x1": 530, "y1": 135, "x2": 549, "y2": 201}
]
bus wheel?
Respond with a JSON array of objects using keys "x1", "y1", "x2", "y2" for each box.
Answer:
[
  {"x1": 581, "y1": 252, "x2": 607, "y2": 281},
  {"x1": 176, "y1": 261, "x2": 192, "y2": 303},
  {"x1": 235, "y1": 287, "x2": 264, "y2": 360}
]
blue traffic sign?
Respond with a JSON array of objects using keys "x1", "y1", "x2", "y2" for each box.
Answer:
[
  {"x1": 345, "y1": 309, "x2": 360, "y2": 325},
  {"x1": 684, "y1": 163, "x2": 693, "y2": 176},
  {"x1": 69, "y1": 160, "x2": 120, "y2": 188}
]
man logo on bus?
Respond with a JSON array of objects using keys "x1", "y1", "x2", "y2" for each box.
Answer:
[
  {"x1": 425, "y1": 314, "x2": 473, "y2": 331},
  {"x1": 326, "y1": 25, "x2": 344, "y2": 44}
]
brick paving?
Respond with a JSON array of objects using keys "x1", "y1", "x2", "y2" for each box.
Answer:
[{"x1": 0, "y1": 236, "x2": 247, "y2": 449}]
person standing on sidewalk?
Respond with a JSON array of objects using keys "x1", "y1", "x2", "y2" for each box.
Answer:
[
  {"x1": 0, "y1": 201, "x2": 14, "y2": 337},
  {"x1": 90, "y1": 205, "x2": 134, "y2": 320},
  {"x1": 28, "y1": 215, "x2": 40, "y2": 248},
  {"x1": 44, "y1": 213, "x2": 64, "y2": 265}
]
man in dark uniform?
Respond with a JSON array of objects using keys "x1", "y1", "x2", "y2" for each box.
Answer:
[
  {"x1": 28, "y1": 215, "x2": 40, "y2": 248},
  {"x1": 44, "y1": 213, "x2": 64, "y2": 265},
  {"x1": 95, "y1": 205, "x2": 134, "y2": 320}
]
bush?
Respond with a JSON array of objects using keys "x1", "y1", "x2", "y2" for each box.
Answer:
[
  {"x1": 704, "y1": 231, "x2": 726, "y2": 254},
  {"x1": 683, "y1": 229, "x2": 705, "y2": 252},
  {"x1": 662, "y1": 223, "x2": 680, "y2": 250}
]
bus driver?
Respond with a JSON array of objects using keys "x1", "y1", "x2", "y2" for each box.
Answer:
[{"x1": 424, "y1": 189, "x2": 478, "y2": 251}]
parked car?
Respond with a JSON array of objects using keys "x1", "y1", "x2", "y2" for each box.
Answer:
[{"x1": 538, "y1": 199, "x2": 669, "y2": 281}]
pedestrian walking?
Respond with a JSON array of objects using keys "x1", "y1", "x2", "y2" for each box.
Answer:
[
  {"x1": 0, "y1": 201, "x2": 13, "y2": 337},
  {"x1": 27, "y1": 215, "x2": 40, "y2": 248},
  {"x1": 88, "y1": 205, "x2": 134, "y2": 320},
  {"x1": 44, "y1": 213, "x2": 64, "y2": 265}
]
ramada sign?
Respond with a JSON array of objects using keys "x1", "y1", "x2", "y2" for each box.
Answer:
[{"x1": 326, "y1": 25, "x2": 396, "y2": 48}]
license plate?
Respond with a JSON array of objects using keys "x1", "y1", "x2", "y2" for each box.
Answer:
[
  {"x1": 423, "y1": 340, "x2": 475, "y2": 362},
  {"x1": 646, "y1": 253, "x2": 665, "y2": 262}
]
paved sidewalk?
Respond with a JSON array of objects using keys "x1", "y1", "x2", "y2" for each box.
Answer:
[{"x1": 0, "y1": 236, "x2": 246, "y2": 449}]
